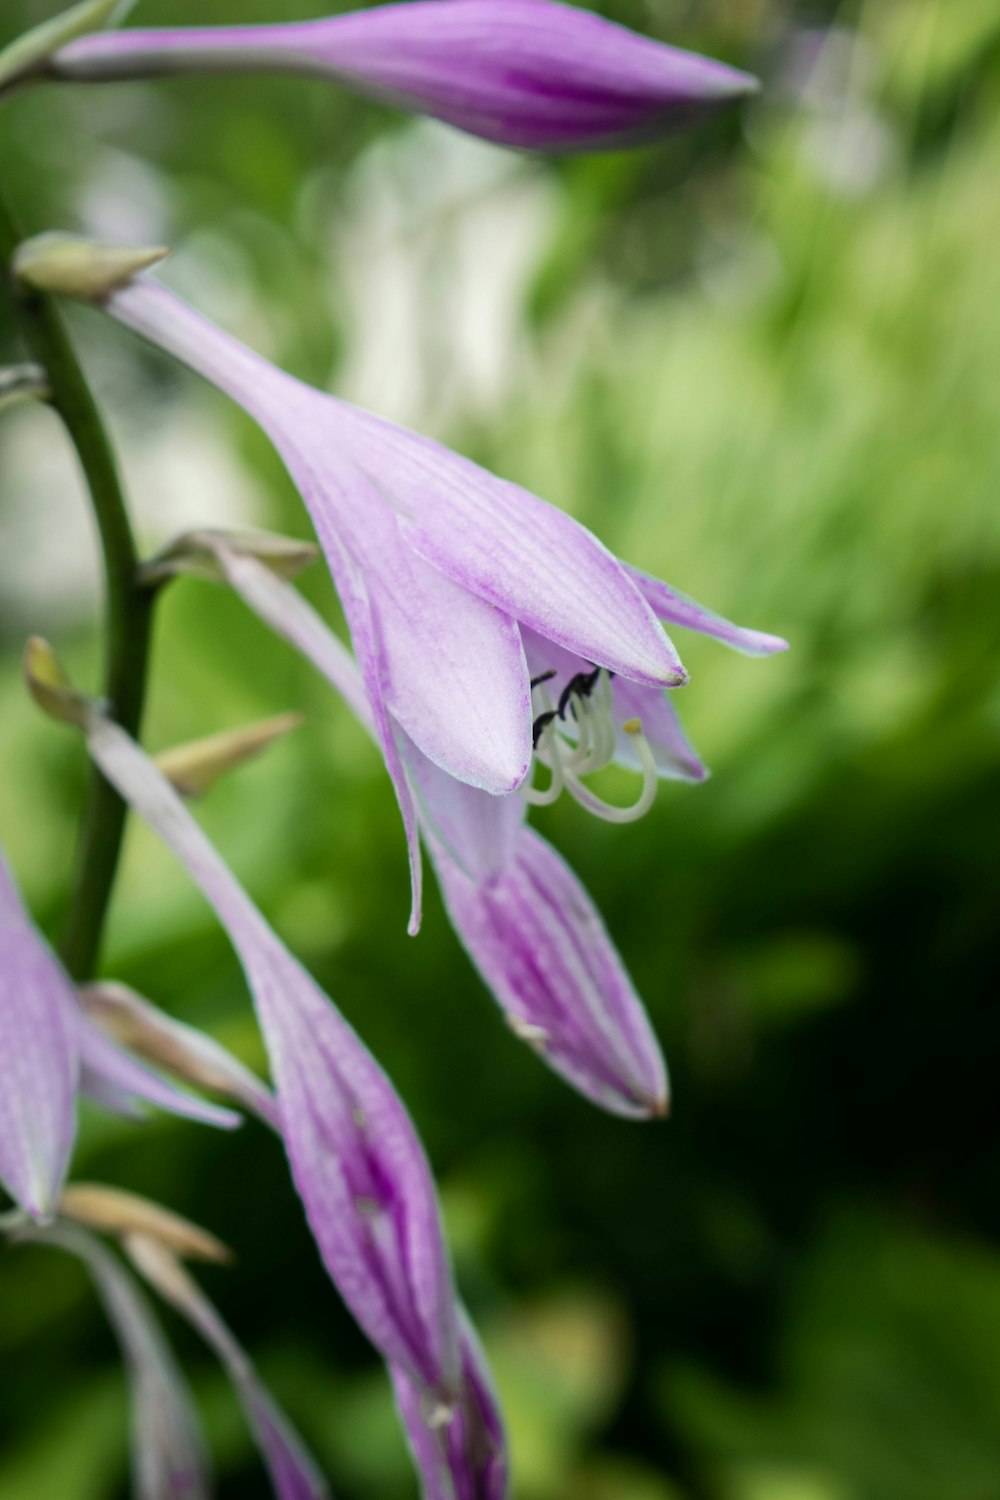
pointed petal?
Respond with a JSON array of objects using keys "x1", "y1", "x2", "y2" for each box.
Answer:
[
  {"x1": 0, "y1": 850, "x2": 79, "y2": 1217},
  {"x1": 393, "y1": 1311, "x2": 507, "y2": 1500},
  {"x1": 127, "y1": 1235, "x2": 330, "y2": 1500},
  {"x1": 80, "y1": 980, "x2": 279, "y2": 1128},
  {"x1": 52, "y1": 2, "x2": 757, "y2": 153},
  {"x1": 610, "y1": 676, "x2": 707, "y2": 782},
  {"x1": 432, "y1": 827, "x2": 668, "y2": 1118},
  {"x1": 74, "y1": 1010, "x2": 242, "y2": 1131},
  {"x1": 17, "y1": 1222, "x2": 210, "y2": 1500},
  {"x1": 344, "y1": 406, "x2": 686, "y2": 688},
  {"x1": 82, "y1": 710, "x2": 462, "y2": 1399},
  {"x1": 627, "y1": 566, "x2": 789, "y2": 657}
]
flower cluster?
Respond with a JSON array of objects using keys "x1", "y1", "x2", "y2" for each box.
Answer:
[{"x1": 0, "y1": 3, "x2": 781, "y2": 1497}]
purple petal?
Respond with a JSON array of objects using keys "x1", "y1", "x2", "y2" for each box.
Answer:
[
  {"x1": 127, "y1": 1235, "x2": 329, "y2": 1500},
  {"x1": 0, "y1": 850, "x2": 79, "y2": 1217},
  {"x1": 19, "y1": 1222, "x2": 210, "y2": 1500},
  {"x1": 432, "y1": 825, "x2": 668, "y2": 1117},
  {"x1": 74, "y1": 1010, "x2": 243, "y2": 1131},
  {"x1": 628, "y1": 566, "x2": 789, "y2": 657},
  {"x1": 107, "y1": 281, "x2": 533, "y2": 805},
  {"x1": 54, "y1": 1, "x2": 757, "y2": 153},
  {"x1": 393, "y1": 1312, "x2": 507, "y2": 1500},
  {"x1": 83, "y1": 710, "x2": 462, "y2": 1400}
]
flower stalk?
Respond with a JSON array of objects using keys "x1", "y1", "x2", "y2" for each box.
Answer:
[{"x1": 0, "y1": 190, "x2": 154, "y2": 980}]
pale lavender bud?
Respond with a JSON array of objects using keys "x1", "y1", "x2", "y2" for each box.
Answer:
[
  {"x1": 9, "y1": 1220, "x2": 210, "y2": 1500},
  {"x1": 50, "y1": 1, "x2": 759, "y2": 154}
]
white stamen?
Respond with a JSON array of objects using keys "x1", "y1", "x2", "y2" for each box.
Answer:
[{"x1": 521, "y1": 669, "x2": 660, "y2": 825}]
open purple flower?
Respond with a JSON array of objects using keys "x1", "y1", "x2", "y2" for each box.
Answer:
[
  {"x1": 81, "y1": 269, "x2": 738, "y2": 931},
  {"x1": 46, "y1": 1, "x2": 758, "y2": 154},
  {"x1": 0, "y1": 847, "x2": 240, "y2": 1218}
]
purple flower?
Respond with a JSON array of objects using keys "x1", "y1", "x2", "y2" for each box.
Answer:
[
  {"x1": 92, "y1": 272, "x2": 716, "y2": 932},
  {"x1": 72, "y1": 700, "x2": 465, "y2": 1407},
  {"x1": 48, "y1": 1, "x2": 758, "y2": 154},
  {"x1": 0, "y1": 848, "x2": 239, "y2": 1218}
]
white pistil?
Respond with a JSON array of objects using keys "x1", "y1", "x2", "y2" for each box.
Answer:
[{"x1": 563, "y1": 718, "x2": 658, "y2": 824}]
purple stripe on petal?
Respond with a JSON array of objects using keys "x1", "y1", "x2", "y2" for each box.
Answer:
[
  {"x1": 0, "y1": 850, "x2": 79, "y2": 1217},
  {"x1": 393, "y1": 1311, "x2": 507, "y2": 1500},
  {"x1": 432, "y1": 825, "x2": 668, "y2": 1117}
]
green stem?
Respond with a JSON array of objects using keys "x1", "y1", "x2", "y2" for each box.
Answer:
[{"x1": 0, "y1": 187, "x2": 154, "y2": 979}]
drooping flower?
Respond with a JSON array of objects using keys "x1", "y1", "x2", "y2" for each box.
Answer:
[
  {"x1": 0, "y1": 846, "x2": 240, "y2": 1218},
  {"x1": 151, "y1": 535, "x2": 780, "y2": 1118},
  {"x1": 44, "y1": 0, "x2": 758, "y2": 154},
  {"x1": 37, "y1": 258, "x2": 740, "y2": 929}
]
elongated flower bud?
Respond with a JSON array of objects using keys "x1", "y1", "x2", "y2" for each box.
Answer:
[
  {"x1": 35, "y1": 652, "x2": 463, "y2": 1401},
  {"x1": 48, "y1": 1, "x2": 757, "y2": 153}
]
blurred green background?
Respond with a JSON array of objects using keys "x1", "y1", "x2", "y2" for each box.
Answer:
[{"x1": 2, "y1": 0, "x2": 999, "y2": 1496}]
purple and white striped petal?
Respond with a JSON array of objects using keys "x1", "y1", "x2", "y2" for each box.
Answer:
[
  {"x1": 81, "y1": 707, "x2": 462, "y2": 1401},
  {"x1": 50, "y1": 1, "x2": 758, "y2": 154},
  {"x1": 127, "y1": 1233, "x2": 329, "y2": 1500},
  {"x1": 432, "y1": 826, "x2": 668, "y2": 1118},
  {"x1": 393, "y1": 1312, "x2": 507, "y2": 1500},
  {"x1": 0, "y1": 850, "x2": 79, "y2": 1217}
]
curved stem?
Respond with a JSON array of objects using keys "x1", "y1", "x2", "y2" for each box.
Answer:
[{"x1": 0, "y1": 186, "x2": 154, "y2": 979}]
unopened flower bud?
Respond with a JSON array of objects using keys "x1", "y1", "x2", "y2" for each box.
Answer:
[
  {"x1": 80, "y1": 980, "x2": 278, "y2": 1128},
  {"x1": 155, "y1": 713, "x2": 303, "y2": 799},
  {"x1": 23, "y1": 636, "x2": 90, "y2": 728},
  {"x1": 59, "y1": 1183, "x2": 232, "y2": 1264},
  {"x1": 0, "y1": 0, "x2": 137, "y2": 94},
  {"x1": 13, "y1": 233, "x2": 169, "y2": 304},
  {"x1": 141, "y1": 528, "x2": 320, "y2": 586}
]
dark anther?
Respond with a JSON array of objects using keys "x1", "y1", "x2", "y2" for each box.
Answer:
[
  {"x1": 558, "y1": 667, "x2": 603, "y2": 720},
  {"x1": 530, "y1": 670, "x2": 557, "y2": 690},
  {"x1": 532, "y1": 710, "x2": 558, "y2": 748}
]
